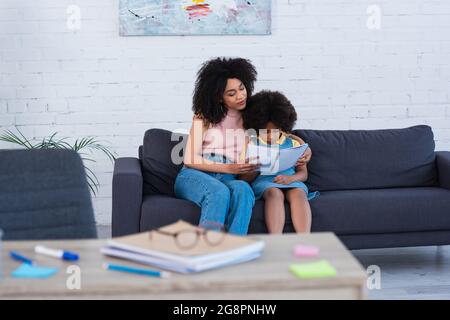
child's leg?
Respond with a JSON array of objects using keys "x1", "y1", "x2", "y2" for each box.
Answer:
[
  {"x1": 285, "y1": 188, "x2": 312, "y2": 233},
  {"x1": 263, "y1": 188, "x2": 285, "y2": 234}
]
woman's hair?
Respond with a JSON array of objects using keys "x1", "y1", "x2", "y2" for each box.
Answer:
[
  {"x1": 242, "y1": 90, "x2": 297, "y2": 133},
  {"x1": 193, "y1": 57, "x2": 257, "y2": 125}
]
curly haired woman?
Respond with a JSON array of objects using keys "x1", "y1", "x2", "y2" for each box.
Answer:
[
  {"x1": 174, "y1": 58, "x2": 312, "y2": 235},
  {"x1": 174, "y1": 57, "x2": 260, "y2": 235}
]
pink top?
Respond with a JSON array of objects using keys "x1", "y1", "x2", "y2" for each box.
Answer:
[{"x1": 202, "y1": 108, "x2": 246, "y2": 163}]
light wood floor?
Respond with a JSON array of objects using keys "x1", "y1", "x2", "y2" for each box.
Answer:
[{"x1": 96, "y1": 226, "x2": 450, "y2": 300}]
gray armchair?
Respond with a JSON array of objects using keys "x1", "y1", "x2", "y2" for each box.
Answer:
[{"x1": 0, "y1": 149, "x2": 97, "y2": 240}]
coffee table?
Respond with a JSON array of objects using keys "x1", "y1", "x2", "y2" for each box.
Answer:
[{"x1": 0, "y1": 232, "x2": 367, "y2": 299}]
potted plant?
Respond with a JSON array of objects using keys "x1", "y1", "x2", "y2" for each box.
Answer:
[{"x1": 0, "y1": 127, "x2": 116, "y2": 196}]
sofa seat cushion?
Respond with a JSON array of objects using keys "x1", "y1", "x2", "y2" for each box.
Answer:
[
  {"x1": 310, "y1": 187, "x2": 450, "y2": 235},
  {"x1": 140, "y1": 187, "x2": 450, "y2": 236},
  {"x1": 140, "y1": 195, "x2": 200, "y2": 231},
  {"x1": 294, "y1": 125, "x2": 438, "y2": 191},
  {"x1": 140, "y1": 195, "x2": 279, "y2": 233}
]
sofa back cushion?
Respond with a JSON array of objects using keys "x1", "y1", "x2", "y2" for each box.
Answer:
[
  {"x1": 142, "y1": 129, "x2": 187, "y2": 196},
  {"x1": 142, "y1": 125, "x2": 437, "y2": 195},
  {"x1": 294, "y1": 125, "x2": 437, "y2": 191}
]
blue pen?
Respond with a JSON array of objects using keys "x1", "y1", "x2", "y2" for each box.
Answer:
[
  {"x1": 10, "y1": 251, "x2": 33, "y2": 265},
  {"x1": 103, "y1": 263, "x2": 170, "y2": 278}
]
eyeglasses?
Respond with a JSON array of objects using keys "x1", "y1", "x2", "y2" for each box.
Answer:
[{"x1": 149, "y1": 222, "x2": 227, "y2": 249}]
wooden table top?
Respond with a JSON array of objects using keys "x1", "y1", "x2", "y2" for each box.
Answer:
[{"x1": 0, "y1": 232, "x2": 367, "y2": 299}]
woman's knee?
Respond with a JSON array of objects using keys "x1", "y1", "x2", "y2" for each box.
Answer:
[
  {"x1": 175, "y1": 168, "x2": 230, "y2": 202},
  {"x1": 263, "y1": 187, "x2": 285, "y2": 200},
  {"x1": 175, "y1": 168, "x2": 207, "y2": 190},
  {"x1": 207, "y1": 181, "x2": 230, "y2": 202},
  {"x1": 227, "y1": 180, "x2": 254, "y2": 197}
]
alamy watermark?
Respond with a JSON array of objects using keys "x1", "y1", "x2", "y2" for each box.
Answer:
[
  {"x1": 367, "y1": 5, "x2": 382, "y2": 30},
  {"x1": 66, "y1": 265, "x2": 81, "y2": 290},
  {"x1": 366, "y1": 265, "x2": 381, "y2": 290},
  {"x1": 170, "y1": 127, "x2": 282, "y2": 170},
  {"x1": 66, "y1": 5, "x2": 82, "y2": 32}
]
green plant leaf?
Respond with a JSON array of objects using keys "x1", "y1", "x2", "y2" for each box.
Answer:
[
  {"x1": 15, "y1": 127, "x2": 35, "y2": 148},
  {"x1": 84, "y1": 168, "x2": 99, "y2": 196},
  {"x1": 84, "y1": 166, "x2": 99, "y2": 184},
  {"x1": 0, "y1": 129, "x2": 33, "y2": 149}
]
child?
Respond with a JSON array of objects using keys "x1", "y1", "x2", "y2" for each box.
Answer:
[{"x1": 241, "y1": 90, "x2": 319, "y2": 234}]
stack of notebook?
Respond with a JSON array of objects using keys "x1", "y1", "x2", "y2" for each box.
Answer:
[{"x1": 101, "y1": 220, "x2": 265, "y2": 273}]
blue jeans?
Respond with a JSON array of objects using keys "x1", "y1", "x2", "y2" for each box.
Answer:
[{"x1": 174, "y1": 157, "x2": 255, "y2": 235}]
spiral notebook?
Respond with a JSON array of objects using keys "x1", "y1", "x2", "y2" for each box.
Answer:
[{"x1": 101, "y1": 220, "x2": 265, "y2": 273}]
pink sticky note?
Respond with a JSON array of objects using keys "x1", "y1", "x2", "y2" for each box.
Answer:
[{"x1": 293, "y1": 244, "x2": 320, "y2": 257}]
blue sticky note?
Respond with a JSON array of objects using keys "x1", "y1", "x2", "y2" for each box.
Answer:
[{"x1": 11, "y1": 263, "x2": 59, "y2": 279}]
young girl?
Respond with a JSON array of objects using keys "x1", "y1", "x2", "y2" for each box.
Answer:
[{"x1": 242, "y1": 90, "x2": 319, "y2": 234}]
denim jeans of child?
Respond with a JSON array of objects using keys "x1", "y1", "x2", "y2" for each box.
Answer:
[{"x1": 174, "y1": 155, "x2": 255, "y2": 235}]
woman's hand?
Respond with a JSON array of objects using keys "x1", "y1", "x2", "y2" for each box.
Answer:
[
  {"x1": 296, "y1": 147, "x2": 312, "y2": 167},
  {"x1": 225, "y1": 163, "x2": 261, "y2": 174},
  {"x1": 273, "y1": 175, "x2": 295, "y2": 185},
  {"x1": 238, "y1": 171, "x2": 260, "y2": 183},
  {"x1": 283, "y1": 132, "x2": 312, "y2": 167},
  {"x1": 225, "y1": 156, "x2": 261, "y2": 174}
]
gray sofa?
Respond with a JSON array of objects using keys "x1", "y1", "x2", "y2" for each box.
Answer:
[{"x1": 112, "y1": 125, "x2": 450, "y2": 250}]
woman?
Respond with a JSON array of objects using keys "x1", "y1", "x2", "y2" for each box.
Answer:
[{"x1": 174, "y1": 57, "x2": 311, "y2": 235}]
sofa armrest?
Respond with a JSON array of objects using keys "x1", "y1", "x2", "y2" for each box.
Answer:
[
  {"x1": 436, "y1": 151, "x2": 450, "y2": 190},
  {"x1": 112, "y1": 157, "x2": 143, "y2": 237}
]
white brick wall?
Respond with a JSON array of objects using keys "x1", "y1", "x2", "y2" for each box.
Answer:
[{"x1": 1, "y1": 0, "x2": 449, "y2": 225}]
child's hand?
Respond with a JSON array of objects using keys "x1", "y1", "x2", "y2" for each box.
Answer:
[{"x1": 273, "y1": 175, "x2": 294, "y2": 185}]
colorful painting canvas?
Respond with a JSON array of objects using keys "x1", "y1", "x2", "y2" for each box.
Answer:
[{"x1": 119, "y1": 0, "x2": 271, "y2": 36}]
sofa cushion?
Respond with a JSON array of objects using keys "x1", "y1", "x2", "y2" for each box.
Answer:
[
  {"x1": 142, "y1": 129, "x2": 187, "y2": 196},
  {"x1": 140, "y1": 195, "x2": 200, "y2": 230},
  {"x1": 139, "y1": 187, "x2": 450, "y2": 236},
  {"x1": 294, "y1": 125, "x2": 437, "y2": 191},
  {"x1": 309, "y1": 187, "x2": 450, "y2": 235},
  {"x1": 140, "y1": 195, "x2": 298, "y2": 234}
]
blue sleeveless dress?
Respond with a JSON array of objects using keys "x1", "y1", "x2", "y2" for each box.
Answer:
[{"x1": 251, "y1": 136, "x2": 320, "y2": 201}]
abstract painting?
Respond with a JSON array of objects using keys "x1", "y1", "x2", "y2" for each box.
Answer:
[{"x1": 119, "y1": 0, "x2": 271, "y2": 36}]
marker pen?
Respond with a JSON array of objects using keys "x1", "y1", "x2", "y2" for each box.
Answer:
[{"x1": 34, "y1": 245, "x2": 79, "y2": 261}]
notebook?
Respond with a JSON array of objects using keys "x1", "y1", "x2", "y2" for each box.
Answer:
[
  {"x1": 247, "y1": 143, "x2": 309, "y2": 175},
  {"x1": 101, "y1": 220, "x2": 265, "y2": 273}
]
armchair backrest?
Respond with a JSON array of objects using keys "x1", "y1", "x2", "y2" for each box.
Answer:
[{"x1": 0, "y1": 149, "x2": 97, "y2": 240}]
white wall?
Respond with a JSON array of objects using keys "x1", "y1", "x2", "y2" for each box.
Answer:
[{"x1": 1, "y1": 0, "x2": 449, "y2": 225}]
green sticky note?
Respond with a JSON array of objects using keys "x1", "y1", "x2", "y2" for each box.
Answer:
[
  {"x1": 11, "y1": 263, "x2": 59, "y2": 279},
  {"x1": 290, "y1": 260, "x2": 337, "y2": 279}
]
